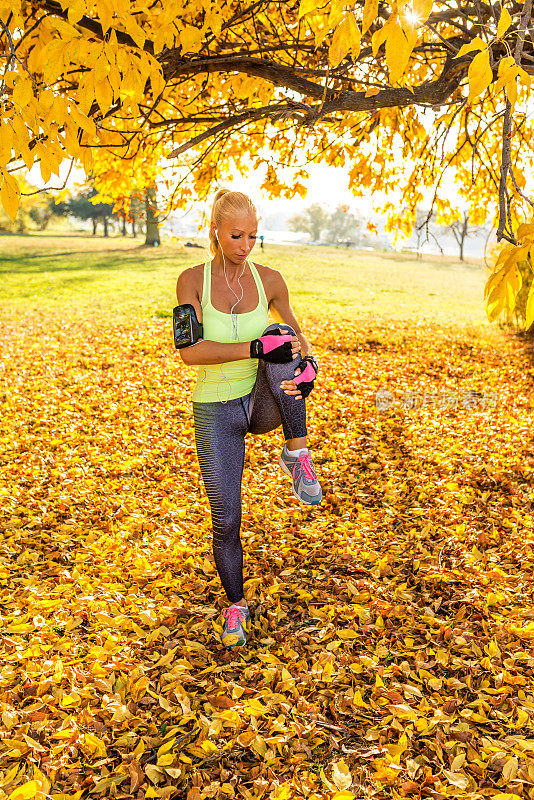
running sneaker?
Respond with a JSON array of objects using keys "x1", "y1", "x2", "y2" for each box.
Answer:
[
  {"x1": 279, "y1": 445, "x2": 322, "y2": 505},
  {"x1": 221, "y1": 603, "x2": 251, "y2": 649}
]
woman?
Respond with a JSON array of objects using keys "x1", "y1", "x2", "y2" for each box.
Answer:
[{"x1": 176, "y1": 188, "x2": 321, "y2": 650}]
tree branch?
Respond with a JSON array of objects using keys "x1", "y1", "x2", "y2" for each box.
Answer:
[
  {"x1": 166, "y1": 52, "x2": 466, "y2": 158},
  {"x1": 497, "y1": 0, "x2": 533, "y2": 242}
]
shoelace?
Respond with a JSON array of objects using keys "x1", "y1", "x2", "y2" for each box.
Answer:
[
  {"x1": 297, "y1": 452, "x2": 317, "y2": 481},
  {"x1": 223, "y1": 606, "x2": 246, "y2": 629}
]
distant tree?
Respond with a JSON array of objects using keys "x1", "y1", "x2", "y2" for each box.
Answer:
[
  {"x1": 28, "y1": 191, "x2": 68, "y2": 231},
  {"x1": 130, "y1": 193, "x2": 145, "y2": 238},
  {"x1": 0, "y1": 175, "x2": 46, "y2": 234},
  {"x1": 287, "y1": 204, "x2": 329, "y2": 242},
  {"x1": 445, "y1": 210, "x2": 480, "y2": 262},
  {"x1": 413, "y1": 208, "x2": 443, "y2": 259},
  {"x1": 324, "y1": 204, "x2": 362, "y2": 246},
  {"x1": 66, "y1": 184, "x2": 115, "y2": 236}
]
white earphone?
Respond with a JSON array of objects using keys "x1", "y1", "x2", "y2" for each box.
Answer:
[{"x1": 212, "y1": 226, "x2": 248, "y2": 403}]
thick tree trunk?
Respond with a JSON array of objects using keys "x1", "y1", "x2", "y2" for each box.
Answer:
[
  {"x1": 145, "y1": 185, "x2": 160, "y2": 246},
  {"x1": 122, "y1": 216, "x2": 127, "y2": 236},
  {"x1": 132, "y1": 215, "x2": 136, "y2": 237},
  {"x1": 92, "y1": 217, "x2": 97, "y2": 235},
  {"x1": 103, "y1": 216, "x2": 108, "y2": 237}
]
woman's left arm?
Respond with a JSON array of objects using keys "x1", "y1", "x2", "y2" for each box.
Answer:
[{"x1": 268, "y1": 270, "x2": 313, "y2": 357}]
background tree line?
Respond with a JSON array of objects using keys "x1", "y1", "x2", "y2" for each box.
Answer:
[
  {"x1": 288, "y1": 203, "x2": 489, "y2": 262},
  {"x1": 1, "y1": 179, "x2": 161, "y2": 246}
]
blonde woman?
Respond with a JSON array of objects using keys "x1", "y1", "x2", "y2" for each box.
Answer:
[{"x1": 176, "y1": 189, "x2": 321, "y2": 649}]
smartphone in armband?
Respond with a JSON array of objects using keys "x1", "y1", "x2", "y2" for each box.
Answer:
[{"x1": 173, "y1": 304, "x2": 204, "y2": 349}]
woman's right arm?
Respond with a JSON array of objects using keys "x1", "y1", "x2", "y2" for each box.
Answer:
[{"x1": 176, "y1": 268, "x2": 251, "y2": 366}]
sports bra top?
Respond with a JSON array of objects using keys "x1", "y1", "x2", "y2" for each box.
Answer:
[{"x1": 191, "y1": 259, "x2": 269, "y2": 403}]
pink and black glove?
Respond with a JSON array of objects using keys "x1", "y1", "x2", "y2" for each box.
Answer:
[
  {"x1": 293, "y1": 355, "x2": 319, "y2": 399},
  {"x1": 250, "y1": 333, "x2": 294, "y2": 363}
]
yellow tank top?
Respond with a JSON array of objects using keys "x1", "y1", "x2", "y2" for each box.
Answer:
[{"x1": 192, "y1": 259, "x2": 269, "y2": 403}]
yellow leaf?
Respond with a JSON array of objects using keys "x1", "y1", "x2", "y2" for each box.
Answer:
[
  {"x1": 67, "y1": 0, "x2": 86, "y2": 26},
  {"x1": 467, "y1": 48, "x2": 492, "y2": 102},
  {"x1": 271, "y1": 785, "x2": 291, "y2": 800},
  {"x1": 455, "y1": 36, "x2": 486, "y2": 58},
  {"x1": 144, "y1": 765, "x2": 163, "y2": 785},
  {"x1": 491, "y1": 795, "x2": 523, "y2": 800},
  {"x1": 362, "y1": 0, "x2": 379, "y2": 35},
  {"x1": 371, "y1": 14, "x2": 395, "y2": 57},
  {"x1": 298, "y1": 0, "x2": 319, "y2": 19},
  {"x1": 1, "y1": 765, "x2": 19, "y2": 788},
  {"x1": 443, "y1": 770, "x2": 469, "y2": 789},
  {"x1": 486, "y1": 639, "x2": 501, "y2": 658},
  {"x1": 131, "y1": 675, "x2": 150, "y2": 701},
  {"x1": 332, "y1": 758, "x2": 352, "y2": 791},
  {"x1": 332, "y1": 794, "x2": 356, "y2": 800},
  {"x1": 32, "y1": 767, "x2": 50, "y2": 796},
  {"x1": 83, "y1": 733, "x2": 107, "y2": 758},
  {"x1": 518, "y1": 66, "x2": 532, "y2": 86},
  {"x1": 121, "y1": 14, "x2": 146, "y2": 49},
  {"x1": 8, "y1": 782, "x2": 39, "y2": 800},
  {"x1": 12, "y1": 77, "x2": 33, "y2": 109},
  {"x1": 353, "y1": 689, "x2": 366, "y2": 707},
  {"x1": 497, "y1": 7, "x2": 512, "y2": 38},
  {"x1": 157, "y1": 737, "x2": 177, "y2": 758},
  {"x1": 0, "y1": 170, "x2": 21, "y2": 222},
  {"x1": 525, "y1": 280, "x2": 534, "y2": 330},
  {"x1": 451, "y1": 753, "x2": 466, "y2": 771},
  {"x1": 516, "y1": 707, "x2": 530, "y2": 726},
  {"x1": 346, "y1": 13, "x2": 362, "y2": 60},
  {"x1": 502, "y1": 757, "x2": 519, "y2": 783},
  {"x1": 59, "y1": 691, "x2": 81, "y2": 708},
  {"x1": 244, "y1": 698, "x2": 267, "y2": 717},
  {"x1": 329, "y1": 16, "x2": 351, "y2": 68},
  {"x1": 493, "y1": 60, "x2": 518, "y2": 95},
  {"x1": 504, "y1": 73, "x2": 518, "y2": 107},
  {"x1": 179, "y1": 24, "x2": 203, "y2": 54},
  {"x1": 411, "y1": 0, "x2": 433, "y2": 25},
  {"x1": 338, "y1": 629, "x2": 358, "y2": 639},
  {"x1": 96, "y1": 0, "x2": 114, "y2": 34}
]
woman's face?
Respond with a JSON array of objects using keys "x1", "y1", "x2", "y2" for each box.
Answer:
[{"x1": 213, "y1": 213, "x2": 258, "y2": 264}]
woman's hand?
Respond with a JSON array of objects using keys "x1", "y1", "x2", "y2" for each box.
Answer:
[
  {"x1": 290, "y1": 335, "x2": 301, "y2": 359},
  {"x1": 280, "y1": 368, "x2": 303, "y2": 400},
  {"x1": 280, "y1": 353, "x2": 318, "y2": 400},
  {"x1": 280, "y1": 339, "x2": 305, "y2": 400},
  {"x1": 278, "y1": 333, "x2": 304, "y2": 399}
]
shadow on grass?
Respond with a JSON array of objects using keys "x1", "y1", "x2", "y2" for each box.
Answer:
[{"x1": 0, "y1": 250, "x2": 172, "y2": 275}]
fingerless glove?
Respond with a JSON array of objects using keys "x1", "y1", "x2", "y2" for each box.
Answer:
[
  {"x1": 250, "y1": 333, "x2": 294, "y2": 363},
  {"x1": 293, "y1": 355, "x2": 319, "y2": 398}
]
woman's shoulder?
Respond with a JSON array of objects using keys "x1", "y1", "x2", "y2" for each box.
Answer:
[
  {"x1": 252, "y1": 261, "x2": 282, "y2": 287},
  {"x1": 177, "y1": 261, "x2": 206, "y2": 288}
]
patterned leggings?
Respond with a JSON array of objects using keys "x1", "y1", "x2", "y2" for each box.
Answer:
[{"x1": 192, "y1": 323, "x2": 307, "y2": 603}]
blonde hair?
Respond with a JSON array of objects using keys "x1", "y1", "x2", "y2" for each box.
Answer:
[{"x1": 209, "y1": 188, "x2": 258, "y2": 256}]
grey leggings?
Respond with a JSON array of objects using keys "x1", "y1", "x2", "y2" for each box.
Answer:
[{"x1": 192, "y1": 323, "x2": 307, "y2": 603}]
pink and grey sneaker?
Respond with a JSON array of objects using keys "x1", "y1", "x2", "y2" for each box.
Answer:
[
  {"x1": 279, "y1": 445, "x2": 322, "y2": 505},
  {"x1": 221, "y1": 603, "x2": 251, "y2": 649}
]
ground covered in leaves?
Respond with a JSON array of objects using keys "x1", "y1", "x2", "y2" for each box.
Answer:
[{"x1": 1, "y1": 312, "x2": 534, "y2": 800}]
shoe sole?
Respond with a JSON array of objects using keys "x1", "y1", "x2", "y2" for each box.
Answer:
[{"x1": 279, "y1": 455, "x2": 322, "y2": 505}]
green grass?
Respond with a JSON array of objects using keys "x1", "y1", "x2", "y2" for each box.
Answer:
[{"x1": 0, "y1": 231, "x2": 494, "y2": 334}]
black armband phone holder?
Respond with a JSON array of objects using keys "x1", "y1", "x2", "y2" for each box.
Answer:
[{"x1": 173, "y1": 304, "x2": 204, "y2": 349}]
